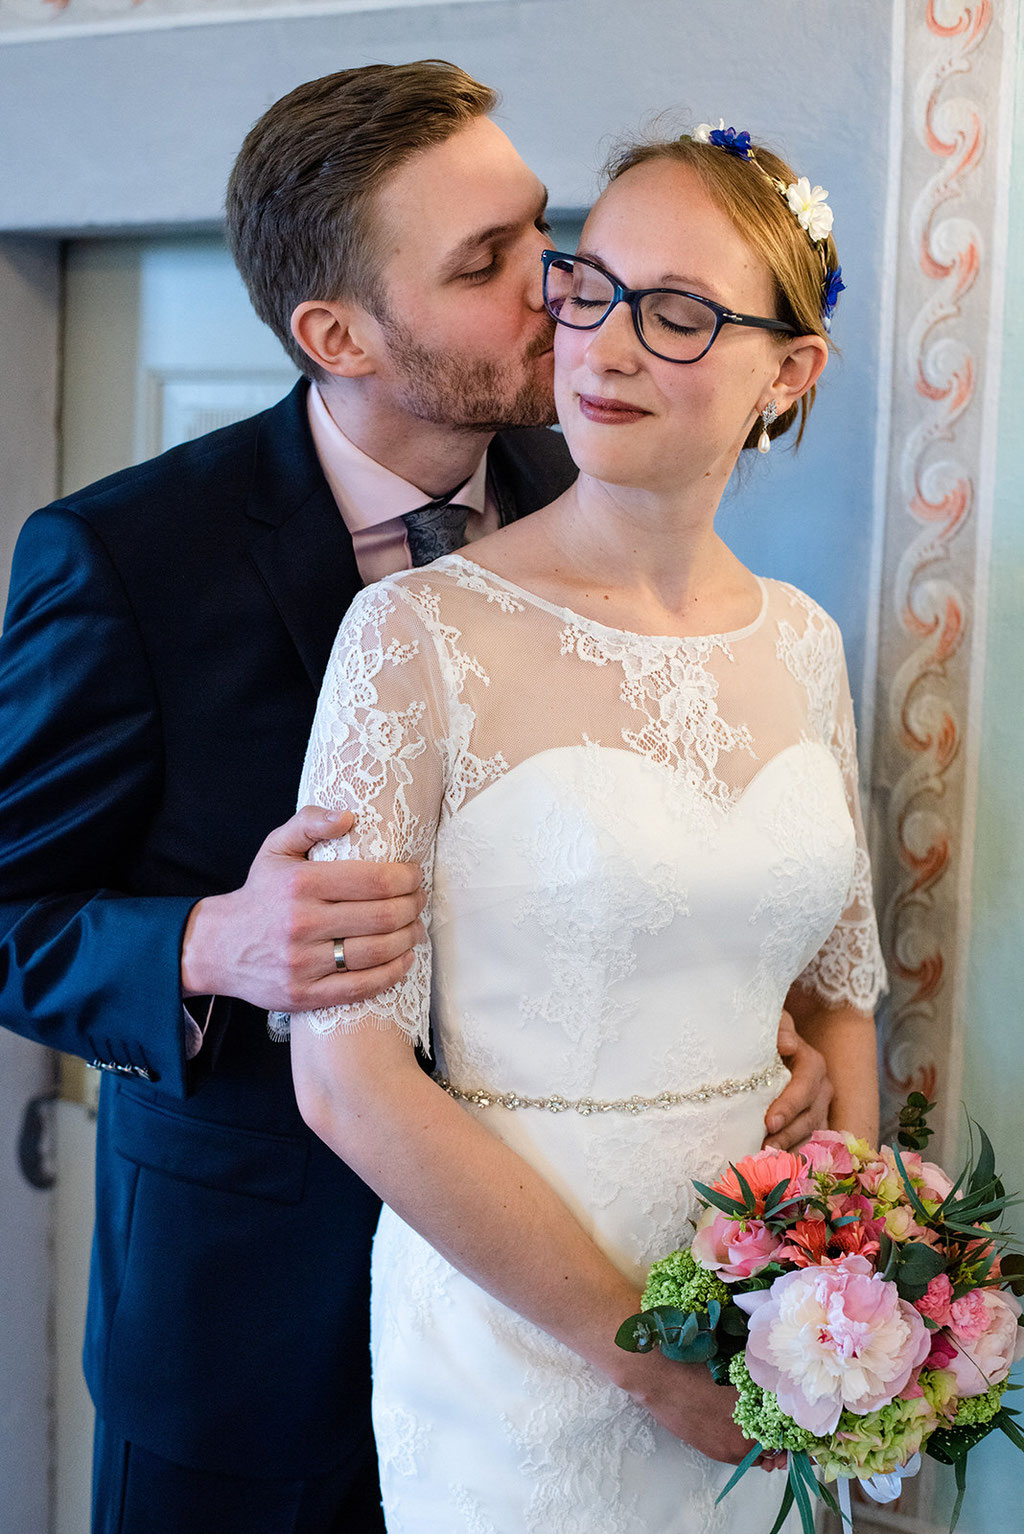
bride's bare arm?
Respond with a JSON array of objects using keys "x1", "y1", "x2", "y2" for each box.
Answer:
[
  {"x1": 292, "y1": 1021, "x2": 753, "y2": 1464},
  {"x1": 784, "y1": 985, "x2": 879, "y2": 1145}
]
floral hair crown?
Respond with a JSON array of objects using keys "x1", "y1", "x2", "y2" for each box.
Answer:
[{"x1": 692, "y1": 120, "x2": 845, "y2": 330}]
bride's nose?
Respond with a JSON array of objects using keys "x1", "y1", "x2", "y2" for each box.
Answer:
[{"x1": 584, "y1": 301, "x2": 642, "y2": 372}]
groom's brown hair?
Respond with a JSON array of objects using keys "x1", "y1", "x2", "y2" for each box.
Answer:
[{"x1": 226, "y1": 60, "x2": 497, "y2": 380}]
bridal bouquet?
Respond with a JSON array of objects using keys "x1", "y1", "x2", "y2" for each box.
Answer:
[{"x1": 616, "y1": 1096, "x2": 1024, "y2": 1532}]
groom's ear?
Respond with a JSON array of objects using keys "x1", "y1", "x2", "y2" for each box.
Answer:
[{"x1": 290, "y1": 299, "x2": 382, "y2": 379}]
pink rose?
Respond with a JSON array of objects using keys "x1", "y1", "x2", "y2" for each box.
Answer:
[
  {"x1": 920, "y1": 1161, "x2": 954, "y2": 1203},
  {"x1": 946, "y1": 1290, "x2": 1024, "y2": 1397},
  {"x1": 915, "y1": 1273, "x2": 954, "y2": 1327},
  {"x1": 691, "y1": 1209, "x2": 781, "y2": 1281},
  {"x1": 884, "y1": 1204, "x2": 928, "y2": 1243},
  {"x1": 856, "y1": 1159, "x2": 890, "y2": 1196},
  {"x1": 802, "y1": 1130, "x2": 856, "y2": 1179},
  {"x1": 949, "y1": 1288, "x2": 989, "y2": 1343},
  {"x1": 737, "y1": 1255, "x2": 931, "y2": 1436}
]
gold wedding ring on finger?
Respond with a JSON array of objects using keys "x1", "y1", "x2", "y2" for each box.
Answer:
[{"x1": 333, "y1": 939, "x2": 348, "y2": 973}]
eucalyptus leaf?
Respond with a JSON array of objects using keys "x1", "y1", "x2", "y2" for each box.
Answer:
[
  {"x1": 649, "y1": 1306, "x2": 693, "y2": 1340},
  {"x1": 721, "y1": 1305, "x2": 749, "y2": 1336},
  {"x1": 708, "y1": 1354, "x2": 734, "y2": 1386},
  {"x1": 765, "y1": 1482, "x2": 796, "y2": 1534},
  {"x1": 950, "y1": 1454, "x2": 968, "y2": 1533},
  {"x1": 898, "y1": 1242, "x2": 946, "y2": 1284},
  {"x1": 714, "y1": 1440, "x2": 762, "y2": 1504},
  {"x1": 969, "y1": 1123, "x2": 996, "y2": 1198},
  {"x1": 676, "y1": 1330, "x2": 717, "y2": 1363},
  {"x1": 614, "y1": 1314, "x2": 655, "y2": 1352},
  {"x1": 790, "y1": 1452, "x2": 841, "y2": 1515},
  {"x1": 788, "y1": 1454, "x2": 816, "y2": 1534}
]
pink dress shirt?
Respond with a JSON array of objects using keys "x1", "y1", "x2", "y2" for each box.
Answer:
[{"x1": 306, "y1": 384, "x2": 498, "y2": 585}]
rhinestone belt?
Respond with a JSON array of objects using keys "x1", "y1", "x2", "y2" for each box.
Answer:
[{"x1": 433, "y1": 1056, "x2": 784, "y2": 1117}]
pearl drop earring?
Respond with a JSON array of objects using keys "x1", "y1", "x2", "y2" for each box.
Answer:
[{"x1": 757, "y1": 400, "x2": 778, "y2": 455}]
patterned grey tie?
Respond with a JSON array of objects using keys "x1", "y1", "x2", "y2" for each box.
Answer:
[{"x1": 402, "y1": 498, "x2": 472, "y2": 566}]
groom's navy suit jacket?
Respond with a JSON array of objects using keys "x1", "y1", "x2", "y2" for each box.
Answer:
[{"x1": 0, "y1": 381, "x2": 576, "y2": 1480}]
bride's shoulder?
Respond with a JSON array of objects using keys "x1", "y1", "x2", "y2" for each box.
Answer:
[{"x1": 763, "y1": 577, "x2": 842, "y2": 638}]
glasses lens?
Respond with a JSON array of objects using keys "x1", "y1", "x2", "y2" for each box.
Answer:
[
  {"x1": 637, "y1": 291, "x2": 717, "y2": 362},
  {"x1": 544, "y1": 257, "x2": 615, "y2": 328}
]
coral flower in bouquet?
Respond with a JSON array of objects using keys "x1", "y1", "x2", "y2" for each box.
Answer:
[{"x1": 616, "y1": 1096, "x2": 1024, "y2": 1532}]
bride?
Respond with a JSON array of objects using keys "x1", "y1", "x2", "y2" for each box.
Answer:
[{"x1": 289, "y1": 124, "x2": 884, "y2": 1532}]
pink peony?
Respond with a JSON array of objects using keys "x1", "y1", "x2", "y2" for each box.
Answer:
[
  {"x1": 736, "y1": 1255, "x2": 932, "y2": 1436},
  {"x1": 945, "y1": 1289, "x2": 1024, "y2": 1397},
  {"x1": 915, "y1": 1274, "x2": 954, "y2": 1328},
  {"x1": 690, "y1": 1209, "x2": 781, "y2": 1281},
  {"x1": 802, "y1": 1130, "x2": 856, "y2": 1179},
  {"x1": 709, "y1": 1149, "x2": 808, "y2": 1214},
  {"x1": 949, "y1": 1288, "x2": 989, "y2": 1343}
]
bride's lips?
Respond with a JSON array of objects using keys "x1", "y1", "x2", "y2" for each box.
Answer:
[{"x1": 577, "y1": 393, "x2": 650, "y2": 425}]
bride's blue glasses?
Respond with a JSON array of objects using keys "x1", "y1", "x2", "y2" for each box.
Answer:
[{"x1": 541, "y1": 250, "x2": 798, "y2": 364}]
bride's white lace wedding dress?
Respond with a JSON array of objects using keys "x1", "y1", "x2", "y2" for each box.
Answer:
[{"x1": 288, "y1": 553, "x2": 886, "y2": 1533}]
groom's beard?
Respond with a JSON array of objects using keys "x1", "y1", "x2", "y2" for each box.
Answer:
[{"x1": 376, "y1": 310, "x2": 557, "y2": 433}]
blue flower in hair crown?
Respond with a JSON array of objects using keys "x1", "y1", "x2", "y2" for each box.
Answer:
[
  {"x1": 822, "y1": 266, "x2": 846, "y2": 328},
  {"x1": 693, "y1": 120, "x2": 844, "y2": 327},
  {"x1": 694, "y1": 119, "x2": 752, "y2": 160}
]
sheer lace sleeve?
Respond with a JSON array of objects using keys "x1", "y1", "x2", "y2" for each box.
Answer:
[
  {"x1": 793, "y1": 625, "x2": 888, "y2": 1014},
  {"x1": 277, "y1": 578, "x2": 449, "y2": 1047}
]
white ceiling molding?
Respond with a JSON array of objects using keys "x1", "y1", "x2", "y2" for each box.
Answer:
[{"x1": 0, "y1": 0, "x2": 505, "y2": 46}]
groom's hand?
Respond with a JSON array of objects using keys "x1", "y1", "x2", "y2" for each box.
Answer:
[
  {"x1": 180, "y1": 805, "x2": 427, "y2": 1010},
  {"x1": 762, "y1": 1010, "x2": 832, "y2": 1149}
]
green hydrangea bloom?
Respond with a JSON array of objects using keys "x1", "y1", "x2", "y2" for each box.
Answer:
[
  {"x1": 728, "y1": 1356, "x2": 819, "y2": 1453},
  {"x1": 813, "y1": 1395, "x2": 936, "y2": 1482},
  {"x1": 641, "y1": 1248, "x2": 730, "y2": 1315},
  {"x1": 728, "y1": 1355, "x2": 937, "y2": 1479},
  {"x1": 950, "y1": 1379, "x2": 1008, "y2": 1427}
]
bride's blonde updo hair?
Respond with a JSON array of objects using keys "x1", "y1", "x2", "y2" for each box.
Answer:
[{"x1": 602, "y1": 129, "x2": 841, "y2": 449}]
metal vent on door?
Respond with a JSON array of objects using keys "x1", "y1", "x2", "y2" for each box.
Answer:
[{"x1": 143, "y1": 371, "x2": 298, "y2": 455}]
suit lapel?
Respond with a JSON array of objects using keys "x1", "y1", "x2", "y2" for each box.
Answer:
[{"x1": 243, "y1": 382, "x2": 362, "y2": 691}]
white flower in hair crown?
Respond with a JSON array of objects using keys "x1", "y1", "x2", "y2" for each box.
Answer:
[{"x1": 784, "y1": 176, "x2": 834, "y2": 241}]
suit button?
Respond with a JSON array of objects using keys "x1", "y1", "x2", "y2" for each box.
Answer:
[{"x1": 87, "y1": 1059, "x2": 155, "y2": 1081}]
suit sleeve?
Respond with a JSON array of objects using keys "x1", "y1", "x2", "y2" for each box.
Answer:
[{"x1": 0, "y1": 504, "x2": 195, "y2": 1094}]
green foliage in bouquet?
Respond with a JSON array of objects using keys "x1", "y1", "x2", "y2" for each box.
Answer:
[
  {"x1": 615, "y1": 1095, "x2": 1024, "y2": 1534},
  {"x1": 898, "y1": 1091, "x2": 937, "y2": 1150},
  {"x1": 615, "y1": 1246, "x2": 752, "y2": 1382}
]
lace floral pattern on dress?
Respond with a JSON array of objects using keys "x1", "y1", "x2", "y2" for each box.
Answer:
[{"x1": 308, "y1": 559, "x2": 871, "y2": 1534}]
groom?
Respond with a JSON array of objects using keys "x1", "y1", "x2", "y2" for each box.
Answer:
[{"x1": 0, "y1": 61, "x2": 831, "y2": 1532}]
